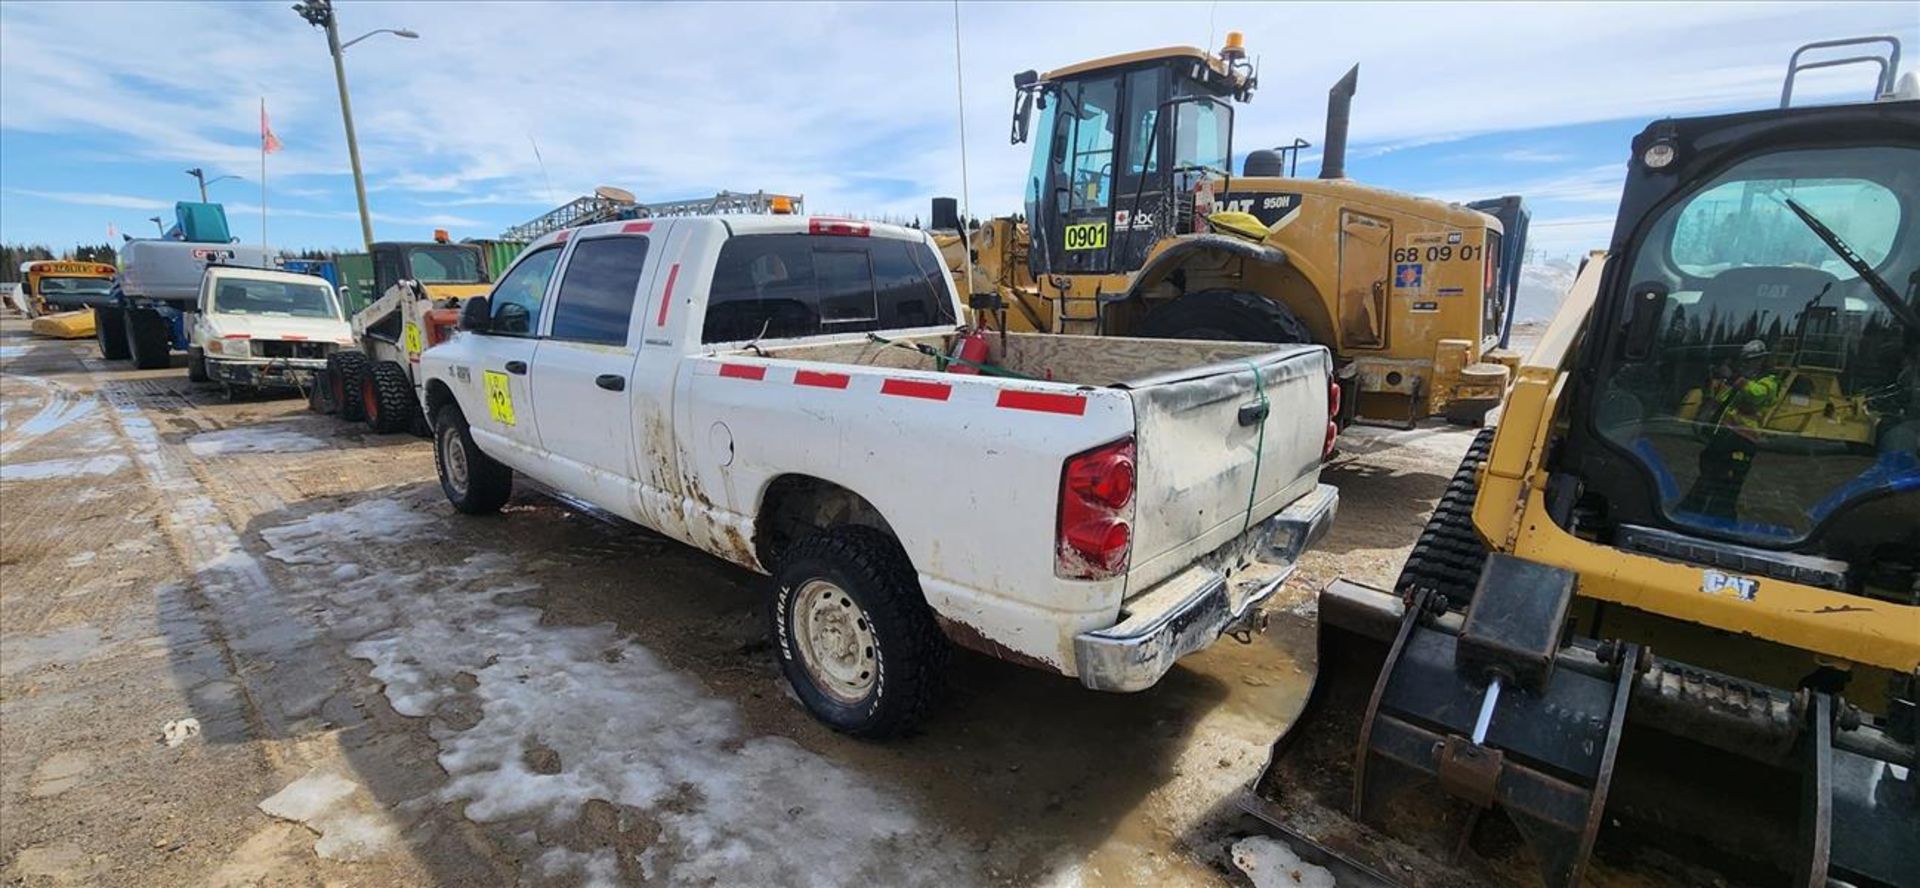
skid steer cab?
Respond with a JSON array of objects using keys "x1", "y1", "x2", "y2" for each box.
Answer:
[
  {"x1": 979, "y1": 33, "x2": 1529, "y2": 430},
  {"x1": 1250, "y1": 36, "x2": 1919, "y2": 888}
]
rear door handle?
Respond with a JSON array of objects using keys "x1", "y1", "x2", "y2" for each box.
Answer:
[
  {"x1": 505, "y1": 360, "x2": 527, "y2": 375},
  {"x1": 595, "y1": 374, "x2": 626, "y2": 392}
]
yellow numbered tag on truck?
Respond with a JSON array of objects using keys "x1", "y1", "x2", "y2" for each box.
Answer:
[
  {"x1": 403, "y1": 322, "x2": 424, "y2": 356},
  {"x1": 1063, "y1": 222, "x2": 1108, "y2": 251},
  {"x1": 483, "y1": 370, "x2": 516, "y2": 426}
]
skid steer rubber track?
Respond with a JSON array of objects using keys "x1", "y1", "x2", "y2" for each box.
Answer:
[{"x1": 1395, "y1": 427, "x2": 1493, "y2": 609}]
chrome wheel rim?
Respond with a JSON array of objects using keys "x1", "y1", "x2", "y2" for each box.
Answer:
[
  {"x1": 441, "y1": 426, "x2": 469, "y2": 496},
  {"x1": 793, "y1": 579, "x2": 878, "y2": 703}
]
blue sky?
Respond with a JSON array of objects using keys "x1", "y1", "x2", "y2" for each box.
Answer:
[{"x1": 2, "y1": 1, "x2": 1915, "y2": 258}]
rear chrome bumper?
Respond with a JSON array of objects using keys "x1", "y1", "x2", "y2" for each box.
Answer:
[{"x1": 1074, "y1": 483, "x2": 1339, "y2": 692}]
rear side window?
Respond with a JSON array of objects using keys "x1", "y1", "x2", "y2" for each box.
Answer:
[
  {"x1": 703, "y1": 234, "x2": 956, "y2": 343},
  {"x1": 550, "y1": 237, "x2": 650, "y2": 346}
]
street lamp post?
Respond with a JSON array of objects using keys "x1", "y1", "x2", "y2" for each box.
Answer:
[
  {"x1": 184, "y1": 167, "x2": 240, "y2": 201},
  {"x1": 291, "y1": 0, "x2": 417, "y2": 251}
]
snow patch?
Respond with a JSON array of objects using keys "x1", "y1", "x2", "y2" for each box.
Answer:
[
  {"x1": 264, "y1": 499, "x2": 968, "y2": 886},
  {"x1": 259, "y1": 768, "x2": 401, "y2": 862},
  {"x1": 0, "y1": 380, "x2": 98, "y2": 455},
  {"x1": 0, "y1": 453, "x2": 127, "y2": 481},
  {"x1": 186, "y1": 424, "x2": 327, "y2": 457},
  {"x1": 1231, "y1": 835, "x2": 1337, "y2": 888},
  {"x1": 261, "y1": 498, "x2": 438, "y2": 564},
  {"x1": 0, "y1": 345, "x2": 27, "y2": 358}
]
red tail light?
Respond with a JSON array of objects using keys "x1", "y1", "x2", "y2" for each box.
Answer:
[
  {"x1": 1324, "y1": 378, "x2": 1341, "y2": 460},
  {"x1": 1057, "y1": 438, "x2": 1135, "y2": 579},
  {"x1": 809, "y1": 218, "x2": 870, "y2": 237}
]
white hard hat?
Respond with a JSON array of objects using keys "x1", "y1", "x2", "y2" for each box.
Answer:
[{"x1": 1740, "y1": 339, "x2": 1768, "y2": 359}]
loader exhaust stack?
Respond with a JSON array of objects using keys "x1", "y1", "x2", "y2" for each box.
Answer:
[{"x1": 1320, "y1": 65, "x2": 1358, "y2": 179}]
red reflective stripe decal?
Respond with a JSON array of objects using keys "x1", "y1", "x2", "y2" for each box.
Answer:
[
  {"x1": 996, "y1": 389, "x2": 1087, "y2": 416},
  {"x1": 719, "y1": 363, "x2": 766, "y2": 381},
  {"x1": 281, "y1": 335, "x2": 308, "y2": 340},
  {"x1": 794, "y1": 370, "x2": 850, "y2": 389},
  {"x1": 221, "y1": 334, "x2": 250, "y2": 339},
  {"x1": 656, "y1": 263, "x2": 680, "y2": 327},
  {"x1": 621, "y1": 221, "x2": 653, "y2": 233},
  {"x1": 880, "y1": 379, "x2": 951, "y2": 401},
  {"x1": 554, "y1": 229, "x2": 572, "y2": 243}
]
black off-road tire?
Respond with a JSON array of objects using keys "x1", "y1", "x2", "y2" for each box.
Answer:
[
  {"x1": 1137, "y1": 288, "x2": 1313, "y2": 344},
  {"x1": 361, "y1": 360, "x2": 417, "y2": 434},
  {"x1": 95, "y1": 307, "x2": 130, "y2": 360},
  {"x1": 327, "y1": 351, "x2": 370, "y2": 422},
  {"x1": 187, "y1": 346, "x2": 210, "y2": 382},
  {"x1": 1396, "y1": 427, "x2": 1495, "y2": 611},
  {"x1": 433, "y1": 404, "x2": 512, "y2": 514},
  {"x1": 773, "y1": 526, "x2": 947, "y2": 739},
  {"x1": 124, "y1": 308, "x2": 173, "y2": 369}
]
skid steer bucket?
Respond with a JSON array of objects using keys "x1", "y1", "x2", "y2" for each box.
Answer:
[{"x1": 1244, "y1": 574, "x2": 1919, "y2": 887}]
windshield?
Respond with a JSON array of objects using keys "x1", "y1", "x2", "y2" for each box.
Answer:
[
  {"x1": 1173, "y1": 96, "x2": 1231, "y2": 175},
  {"x1": 407, "y1": 245, "x2": 484, "y2": 283},
  {"x1": 39, "y1": 276, "x2": 113, "y2": 296},
  {"x1": 210, "y1": 277, "x2": 342, "y2": 319},
  {"x1": 1594, "y1": 145, "x2": 1919, "y2": 544}
]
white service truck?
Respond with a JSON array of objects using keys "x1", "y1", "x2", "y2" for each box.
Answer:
[
  {"x1": 188, "y1": 266, "x2": 353, "y2": 398},
  {"x1": 419, "y1": 214, "x2": 1339, "y2": 736}
]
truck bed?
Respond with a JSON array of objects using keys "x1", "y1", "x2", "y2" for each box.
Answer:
[{"x1": 753, "y1": 331, "x2": 1282, "y2": 388}]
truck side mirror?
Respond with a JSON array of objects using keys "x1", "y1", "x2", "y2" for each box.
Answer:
[
  {"x1": 457, "y1": 296, "x2": 492, "y2": 333},
  {"x1": 1621, "y1": 281, "x2": 1668, "y2": 360}
]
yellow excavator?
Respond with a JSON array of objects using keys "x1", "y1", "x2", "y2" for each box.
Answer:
[
  {"x1": 1246, "y1": 36, "x2": 1919, "y2": 887},
  {"x1": 939, "y1": 33, "x2": 1530, "y2": 427}
]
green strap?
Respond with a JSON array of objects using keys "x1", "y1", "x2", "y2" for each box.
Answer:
[{"x1": 1242, "y1": 359, "x2": 1269, "y2": 534}]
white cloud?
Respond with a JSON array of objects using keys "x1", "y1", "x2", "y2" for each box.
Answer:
[
  {"x1": 8, "y1": 189, "x2": 171, "y2": 211},
  {"x1": 2, "y1": 0, "x2": 1914, "y2": 237}
]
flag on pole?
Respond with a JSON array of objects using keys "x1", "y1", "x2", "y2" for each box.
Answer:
[
  {"x1": 107, "y1": 222, "x2": 119, "y2": 240},
  {"x1": 261, "y1": 99, "x2": 282, "y2": 154}
]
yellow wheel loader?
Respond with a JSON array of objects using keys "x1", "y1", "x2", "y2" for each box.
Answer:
[
  {"x1": 1245, "y1": 37, "x2": 1919, "y2": 887},
  {"x1": 942, "y1": 34, "x2": 1530, "y2": 428}
]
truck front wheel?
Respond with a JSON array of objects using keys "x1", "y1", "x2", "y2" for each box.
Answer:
[
  {"x1": 124, "y1": 308, "x2": 173, "y2": 370},
  {"x1": 433, "y1": 404, "x2": 512, "y2": 514},
  {"x1": 773, "y1": 527, "x2": 946, "y2": 738},
  {"x1": 95, "y1": 307, "x2": 130, "y2": 361},
  {"x1": 187, "y1": 347, "x2": 210, "y2": 382}
]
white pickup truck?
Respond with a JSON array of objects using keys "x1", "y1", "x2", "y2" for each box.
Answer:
[
  {"x1": 188, "y1": 266, "x2": 353, "y2": 398},
  {"x1": 420, "y1": 214, "x2": 1338, "y2": 736}
]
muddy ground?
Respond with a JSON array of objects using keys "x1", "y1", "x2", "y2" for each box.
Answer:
[{"x1": 0, "y1": 319, "x2": 1485, "y2": 887}]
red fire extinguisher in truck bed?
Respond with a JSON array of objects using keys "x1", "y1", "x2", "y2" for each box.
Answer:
[{"x1": 946, "y1": 328, "x2": 989, "y2": 375}]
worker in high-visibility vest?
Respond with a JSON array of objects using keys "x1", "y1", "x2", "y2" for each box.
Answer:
[{"x1": 1681, "y1": 339, "x2": 1782, "y2": 520}]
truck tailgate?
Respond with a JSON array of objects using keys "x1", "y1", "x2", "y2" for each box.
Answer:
[{"x1": 1124, "y1": 344, "x2": 1331, "y2": 593}]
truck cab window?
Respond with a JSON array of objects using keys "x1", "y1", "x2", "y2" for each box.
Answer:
[
  {"x1": 550, "y1": 237, "x2": 650, "y2": 346},
  {"x1": 407, "y1": 245, "x2": 485, "y2": 283},
  {"x1": 1055, "y1": 75, "x2": 1119, "y2": 216},
  {"x1": 490, "y1": 246, "x2": 561, "y2": 335}
]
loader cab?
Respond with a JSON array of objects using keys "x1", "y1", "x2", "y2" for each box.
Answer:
[
  {"x1": 1011, "y1": 41, "x2": 1254, "y2": 278},
  {"x1": 1564, "y1": 94, "x2": 1919, "y2": 593},
  {"x1": 340, "y1": 240, "x2": 489, "y2": 315}
]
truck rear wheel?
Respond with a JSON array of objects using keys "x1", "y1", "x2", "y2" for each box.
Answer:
[
  {"x1": 773, "y1": 526, "x2": 946, "y2": 738},
  {"x1": 187, "y1": 347, "x2": 210, "y2": 383},
  {"x1": 327, "y1": 351, "x2": 370, "y2": 422},
  {"x1": 360, "y1": 360, "x2": 417, "y2": 433},
  {"x1": 433, "y1": 404, "x2": 512, "y2": 514},
  {"x1": 1137, "y1": 288, "x2": 1313, "y2": 344},
  {"x1": 124, "y1": 308, "x2": 172, "y2": 370},
  {"x1": 1395, "y1": 427, "x2": 1495, "y2": 611},
  {"x1": 95, "y1": 307, "x2": 130, "y2": 360}
]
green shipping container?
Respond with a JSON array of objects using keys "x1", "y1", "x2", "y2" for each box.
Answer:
[{"x1": 465, "y1": 239, "x2": 528, "y2": 281}]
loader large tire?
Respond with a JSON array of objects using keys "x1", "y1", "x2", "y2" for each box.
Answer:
[
  {"x1": 1396, "y1": 427, "x2": 1495, "y2": 611},
  {"x1": 94, "y1": 307, "x2": 130, "y2": 360},
  {"x1": 773, "y1": 527, "x2": 947, "y2": 739},
  {"x1": 1137, "y1": 289, "x2": 1313, "y2": 344},
  {"x1": 360, "y1": 360, "x2": 417, "y2": 434},
  {"x1": 327, "y1": 351, "x2": 370, "y2": 422},
  {"x1": 187, "y1": 347, "x2": 210, "y2": 382},
  {"x1": 124, "y1": 308, "x2": 173, "y2": 370}
]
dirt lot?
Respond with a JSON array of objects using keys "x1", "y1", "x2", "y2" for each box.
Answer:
[{"x1": 0, "y1": 319, "x2": 1480, "y2": 887}]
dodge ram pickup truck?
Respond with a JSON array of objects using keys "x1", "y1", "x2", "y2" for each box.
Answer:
[{"x1": 420, "y1": 214, "x2": 1339, "y2": 736}]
